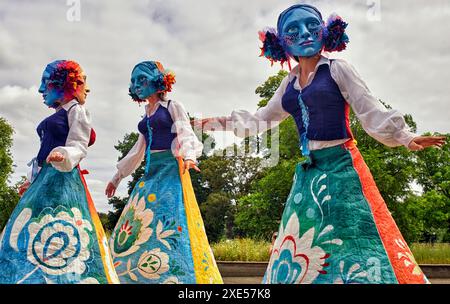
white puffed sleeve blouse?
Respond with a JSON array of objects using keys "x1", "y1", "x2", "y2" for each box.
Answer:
[
  {"x1": 109, "y1": 99, "x2": 203, "y2": 188},
  {"x1": 208, "y1": 55, "x2": 416, "y2": 150}
]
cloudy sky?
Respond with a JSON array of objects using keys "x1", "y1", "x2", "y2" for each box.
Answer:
[{"x1": 0, "y1": 0, "x2": 449, "y2": 213}]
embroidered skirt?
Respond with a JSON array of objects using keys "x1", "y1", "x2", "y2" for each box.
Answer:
[
  {"x1": 0, "y1": 163, "x2": 119, "y2": 284},
  {"x1": 263, "y1": 142, "x2": 429, "y2": 284},
  {"x1": 109, "y1": 150, "x2": 223, "y2": 284}
]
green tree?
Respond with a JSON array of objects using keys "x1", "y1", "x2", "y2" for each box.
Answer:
[
  {"x1": 199, "y1": 192, "x2": 232, "y2": 242},
  {"x1": 415, "y1": 132, "x2": 450, "y2": 196},
  {"x1": 234, "y1": 192, "x2": 275, "y2": 239},
  {"x1": 197, "y1": 148, "x2": 265, "y2": 240},
  {"x1": 397, "y1": 190, "x2": 450, "y2": 243},
  {"x1": 234, "y1": 71, "x2": 303, "y2": 238},
  {"x1": 398, "y1": 133, "x2": 450, "y2": 242},
  {"x1": 0, "y1": 117, "x2": 20, "y2": 230},
  {"x1": 0, "y1": 182, "x2": 20, "y2": 231},
  {"x1": 199, "y1": 150, "x2": 264, "y2": 197},
  {"x1": 98, "y1": 212, "x2": 111, "y2": 236},
  {"x1": 0, "y1": 117, "x2": 14, "y2": 187}
]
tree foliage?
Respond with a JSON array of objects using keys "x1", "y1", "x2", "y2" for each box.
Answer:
[
  {"x1": 0, "y1": 117, "x2": 20, "y2": 230},
  {"x1": 199, "y1": 192, "x2": 233, "y2": 243}
]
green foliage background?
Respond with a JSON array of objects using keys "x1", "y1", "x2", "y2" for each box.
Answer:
[{"x1": 0, "y1": 117, "x2": 20, "y2": 229}]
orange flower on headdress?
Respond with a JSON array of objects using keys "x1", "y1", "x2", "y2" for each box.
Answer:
[
  {"x1": 53, "y1": 60, "x2": 83, "y2": 97},
  {"x1": 155, "y1": 61, "x2": 165, "y2": 73},
  {"x1": 163, "y1": 71, "x2": 176, "y2": 93}
]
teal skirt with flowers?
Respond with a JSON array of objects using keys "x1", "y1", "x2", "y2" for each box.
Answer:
[
  {"x1": 109, "y1": 150, "x2": 222, "y2": 284},
  {"x1": 0, "y1": 163, "x2": 118, "y2": 284},
  {"x1": 262, "y1": 142, "x2": 428, "y2": 284}
]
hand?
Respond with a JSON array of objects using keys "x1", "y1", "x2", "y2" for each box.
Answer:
[
  {"x1": 18, "y1": 180, "x2": 30, "y2": 196},
  {"x1": 408, "y1": 135, "x2": 446, "y2": 151},
  {"x1": 183, "y1": 159, "x2": 201, "y2": 175},
  {"x1": 46, "y1": 151, "x2": 65, "y2": 163},
  {"x1": 105, "y1": 182, "x2": 117, "y2": 198}
]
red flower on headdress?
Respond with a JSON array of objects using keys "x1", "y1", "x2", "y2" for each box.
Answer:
[{"x1": 53, "y1": 60, "x2": 83, "y2": 99}]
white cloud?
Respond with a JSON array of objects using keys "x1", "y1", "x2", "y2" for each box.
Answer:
[{"x1": 0, "y1": 0, "x2": 449, "y2": 213}]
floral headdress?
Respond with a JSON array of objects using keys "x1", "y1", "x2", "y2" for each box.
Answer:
[
  {"x1": 129, "y1": 61, "x2": 176, "y2": 103},
  {"x1": 259, "y1": 4, "x2": 349, "y2": 69},
  {"x1": 46, "y1": 60, "x2": 84, "y2": 101}
]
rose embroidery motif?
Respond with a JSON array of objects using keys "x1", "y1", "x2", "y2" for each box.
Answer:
[
  {"x1": 10, "y1": 207, "x2": 94, "y2": 283},
  {"x1": 27, "y1": 207, "x2": 92, "y2": 276}
]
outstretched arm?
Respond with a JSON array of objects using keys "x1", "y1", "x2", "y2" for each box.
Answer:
[
  {"x1": 331, "y1": 59, "x2": 446, "y2": 150},
  {"x1": 192, "y1": 76, "x2": 291, "y2": 138}
]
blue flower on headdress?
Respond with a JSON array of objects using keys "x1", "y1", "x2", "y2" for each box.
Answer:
[
  {"x1": 323, "y1": 14, "x2": 349, "y2": 52},
  {"x1": 258, "y1": 28, "x2": 289, "y2": 67}
]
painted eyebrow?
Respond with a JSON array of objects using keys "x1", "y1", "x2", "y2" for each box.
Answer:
[
  {"x1": 283, "y1": 21, "x2": 299, "y2": 31},
  {"x1": 283, "y1": 17, "x2": 321, "y2": 31},
  {"x1": 305, "y1": 17, "x2": 321, "y2": 24}
]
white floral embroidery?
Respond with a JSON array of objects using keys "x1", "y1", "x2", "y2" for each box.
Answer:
[
  {"x1": 27, "y1": 207, "x2": 93, "y2": 276},
  {"x1": 136, "y1": 248, "x2": 170, "y2": 280},
  {"x1": 9, "y1": 208, "x2": 32, "y2": 251},
  {"x1": 78, "y1": 277, "x2": 100, "y2": 284},
  {"x1": 266, "y1": 211, "x2": 343, "y2": 284},
  {"x1": 156, "y1": 220, "x2": 176, "y2": 250},
  {"x1": 395, "y1": 238, "x2": 423, "y2": 276},
  {"x1": 310, "y1": 173, "x2": 331, "y2": 229},
  {"x1": 163, "y1": 276, "x2": 181, "y2": 284},
  {"x1": 334, "y1": 261, "x2": 368, "y2": 284}
]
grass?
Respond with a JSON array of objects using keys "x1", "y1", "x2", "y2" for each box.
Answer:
[
  {"x1": 211, "y1": 239, "x2": 450, "y2": 264},
  {"x1": 211, "y1": 238, "x2": 271, "y2": 262},
  {"x1": 410, "y1": 243, "x2": 450, "y2": 264}
]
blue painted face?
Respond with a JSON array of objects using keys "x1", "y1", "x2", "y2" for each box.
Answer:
[
  {"x1": 280, "y1": 8, "x2": 324, "y2": 58},
  {"x1": 38, "y1": 65, "x2": 62, "y2": 108},
  {"x1": 130, "y1": 66, "x2": 159, "y2": 100}
]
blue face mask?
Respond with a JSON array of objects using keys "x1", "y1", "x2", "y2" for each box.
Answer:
[
  {"x1": 130, "y1": 66, "x2": 160, "y2": 100},
  {"x1": 38, "y1": 66, "x2": 62, "y2": 108},
  {"x1": 280, "y1": 8, "x2": 324, "y2": 58}
]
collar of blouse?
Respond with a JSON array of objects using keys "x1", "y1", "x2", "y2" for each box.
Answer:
[
  {"x1": 289, "y1": 53, "x2": 331, "y2": 90},
  {"x1": 144, "y1": 99, "x2": 170, "y2": 116},
  {"x1": 56, "y1": 99, "x2": 78, "y2": 112}
]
